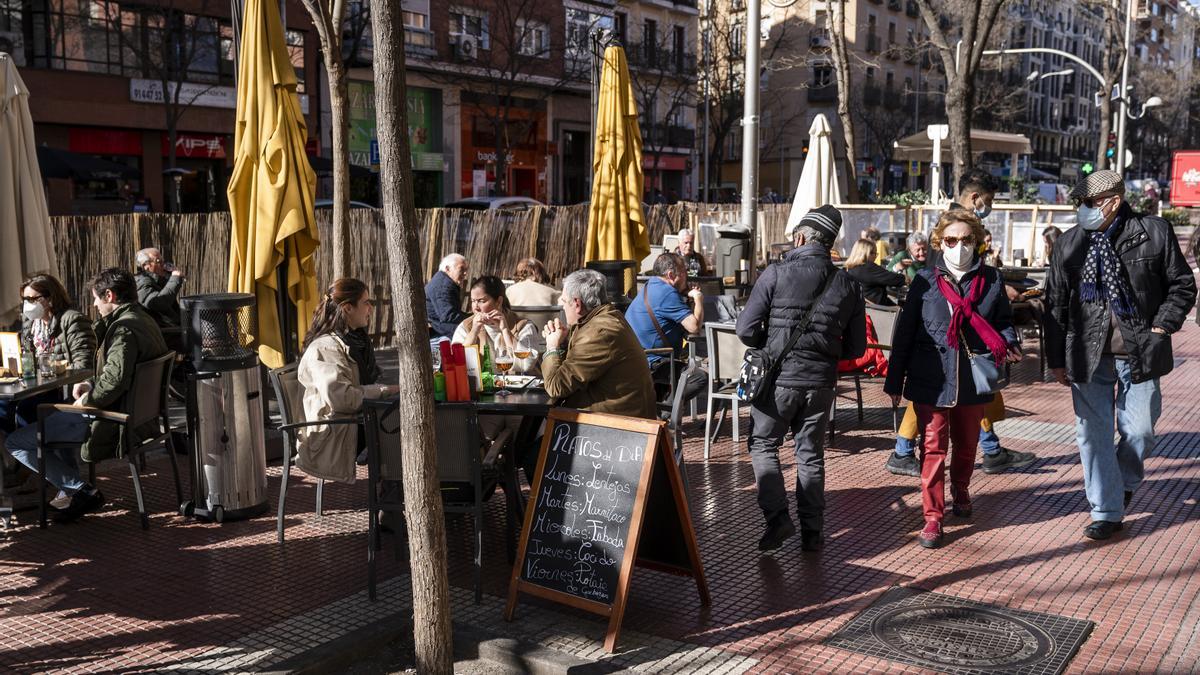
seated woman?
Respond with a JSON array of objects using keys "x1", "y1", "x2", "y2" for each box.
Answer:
[
  {"x1": 505, "y1": 258, "x2": 559, "y2": 308},
  {"x1": 296, "y1": 278, "x2": 398, "y2": 484},
  {"x1": 6, "y1": 274, "x2": 96, "y2": 431},
  {"x1": 454, "y1": 275, "x2": 540, "y2": 374},
  {"x1": 844, "y1": 238, "x2": 905, "y2": 306}
]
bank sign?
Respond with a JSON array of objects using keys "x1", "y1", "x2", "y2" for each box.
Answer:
[{"x1": 130, "y1": 79, "x2": 310, "y2": 115}]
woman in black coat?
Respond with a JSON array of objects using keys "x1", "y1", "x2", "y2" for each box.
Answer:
[
  {"x1": 883, "y1": 209, "x2": 1022, "y2": 550},
  {"x1": 844, "y1": 239, "x2": 905, "y2": 305}
]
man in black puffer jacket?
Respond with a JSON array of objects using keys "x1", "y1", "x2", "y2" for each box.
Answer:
[
  {"x1": 736, "y1": 205, "x2": 866, "y2": 552},
  {"x1": 1044, "y1": 170, "x2": 1196, "y2": 541}
]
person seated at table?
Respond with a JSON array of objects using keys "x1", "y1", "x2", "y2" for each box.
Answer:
[
  {"x1": 675, "y1": 228, "x2": 711, "y2": 277},
  {"x1": 296, "y1": 278, "x2": 399, "y2": 484},
  {"x1": 541, "y1": 269, "x2": 656, "y2": 420},
  {"x1": 454, "y1": 275, "x2": 539, "y2": 374},
  {"x1": 3, "y1": 274, "x2": 96, "y2": 433},
  {"x1": 1041, "y1": 226, "x2": 1062, "y2": 266},
  {"x1": 886, "y1": 231, "x2": 929, "y2": 283},
  {"x1": 863, "y1": 226, "x2": 890, "y2": 265},
  {"x1": 5, "y1": 269, "x2": 167, "y2": 523},
  {"x1": 624, "y1": 252, "x2": 707, "y2": 401},
  {"x1": 424, "y1": 253, "x2": 471, "y2": 343},
  {"x1": 982, "y1": 229, "x2": 1004, "y2": 268},
  {"x1": 135, "y1": 247, "x2": 185, "y2": 330},
  {"x1": 505, "y1": 258, "x2": 559, "y2": 308},
  {"x1": 844, "y1": 239, "x2": 905, "y2": 306}
]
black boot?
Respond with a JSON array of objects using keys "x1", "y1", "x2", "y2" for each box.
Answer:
[{"x1": 758, "y1": 513, "x2": 796, "y2": 551}]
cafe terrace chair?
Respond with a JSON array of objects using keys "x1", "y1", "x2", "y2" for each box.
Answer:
[
  {"x1": 510, "y1": 305, "x2": 563, "y2": 334},
  {"x1": 35, "y1": 352, "x2": 181, "y2": 530},
  {"x1": 269, "y1": 363, "x2": 351, "y2": 543},
  {"x1": 829, "y1": 303, "x2": 901, "y2": 443},
  {"x1": 666, "y1": 364, "x2": 704, "y2": 495},
  {"x1": 703, "y1": 322, "x2": 748, "y2": 459}
]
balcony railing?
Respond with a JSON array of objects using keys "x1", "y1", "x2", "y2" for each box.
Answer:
[
  {"x1": 808, "y1": 85, "x2": 838, "y2": 102},
  {"x1": 885, "y1": 40, "x2": 900, "y2": 60},
  {"x1": 404, "y1": 27, "x2": 437, "y2": 57},
  {"x1": 627, "y1": 41, "x2": 697, "y2": 77},
  {"x1": 640, "y1": 124, "x2": 697, "y2": 149}
]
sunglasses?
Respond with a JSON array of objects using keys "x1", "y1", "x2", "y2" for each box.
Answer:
[
  {"x1": 21, "y1": 293, "x2": 45, "y2": 302},
  {"x1": 1078, "y1": 195, "x2": 1114, "y2": 208},
  {"x1": 941, "y1": 235, "x2": 976, "y2": 249}
]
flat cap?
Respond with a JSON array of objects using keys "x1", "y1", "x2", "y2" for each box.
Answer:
[{"x1": 1069, "y1": 169, "x2": 1125, "y2": 201}]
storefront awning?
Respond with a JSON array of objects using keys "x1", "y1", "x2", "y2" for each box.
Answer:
[
  {"x1": 35, "y1": 145, "x2": 139, "y2": 181},
  {"x1": 892, "y1": 129, "x2": 1032, "y2": 161}
]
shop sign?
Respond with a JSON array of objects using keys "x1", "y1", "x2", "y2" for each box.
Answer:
[
  {"x1": 348, "y1": 81, "x2": 440, "y2": 167},
  {"x1": 130, "y1": 78, "x2": 309, "y2": 114},
  {"x1": 476, "y1": 150, "x2": 515, "y2": 164},
  {"x1": 161, "y1": 133, "x2": 227, "y2": 159},
  {"x1": 69, "y1": 128, "x2": 143, "y2": 156},
  {"x1": 1169, "y1": 151, "x2": 1200, "y2": 207}
]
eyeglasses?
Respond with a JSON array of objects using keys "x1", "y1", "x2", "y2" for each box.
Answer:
[
  {"x1": 21, "y1": 294, "x2": 44, "y2": 302},
  {"x1": 941, "y1": 235, "x2": 976, "y2": 249}
]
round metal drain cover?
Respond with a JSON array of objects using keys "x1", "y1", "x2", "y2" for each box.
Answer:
[{"x1": 872, "y1": 604, "x2": 1054, "y2": 668}]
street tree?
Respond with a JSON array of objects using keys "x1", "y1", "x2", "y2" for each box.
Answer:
[
  {"x1": 369, "y1": 0, "x2": 453, "y2": 671},
  {"x1": 1084, "y1": 0, "x2": 1127, "y2": 170},
  {"x1": 828, "y1": 0, "x2": 859, "y2": 200},
  {"x1": 627, "y1": 29, "x2": 695, "y2": 200},
  {"x1": 423, "y1": 0, "x2": 586, "y2": 197},
  {"x1": 90, "y1": 0, "x2": 223, "y2": 212},
  {"x1": 297, "y1": 0, "x2": 354, "y2": 277},
  {"x1": 911, "y1": 0, "x2": 1009, "y2": 189}
]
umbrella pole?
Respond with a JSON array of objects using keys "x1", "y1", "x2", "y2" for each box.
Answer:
[{"x1": 276, "y1": 261, "x2": 297, "y2": 364}]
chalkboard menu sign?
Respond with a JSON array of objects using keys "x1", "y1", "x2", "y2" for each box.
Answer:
[{"x1": 505, "y1": 409, "x2": 709, "y2": 653}]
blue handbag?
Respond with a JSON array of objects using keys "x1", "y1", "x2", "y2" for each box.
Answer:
[{"x1": 961, "y1": 332, "x2": 1008, "y2": 395}]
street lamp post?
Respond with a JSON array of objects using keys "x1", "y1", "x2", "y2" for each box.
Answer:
[
  {"x1": 739, "y1": 0, "x2": 761, "y2": 242},
  {"x1": 1115, "y1": 0, "x2": 1134, "y2": 174}
]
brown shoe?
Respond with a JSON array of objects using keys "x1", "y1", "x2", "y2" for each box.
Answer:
[
  {"x1": 917, "y1": 520, "x2": 943, "y2": 548},
  {"x1": 950, "y1": 486, "x2": 972, "y2": 518}
]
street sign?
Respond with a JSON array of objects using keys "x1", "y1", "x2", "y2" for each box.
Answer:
[
  {"x1": 908, "y1": 160, "x2": 921, "y2": 176},
  {"x1": 926, "y1": 124, "x2": 949, "y2": 140}
]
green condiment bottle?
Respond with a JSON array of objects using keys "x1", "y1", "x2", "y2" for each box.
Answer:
[{"x1": 433, "y1": 370, "x2": 446, "y2": 401}]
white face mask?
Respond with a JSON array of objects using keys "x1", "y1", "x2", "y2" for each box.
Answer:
[
  {"x1": 1077, "y1": 200, "x2": 1110, "y2": 231},
  {"x1": 23, "y1": 300, "x2": 46, "y2": 321},
  {"x1": 942, "y1": 242, "x2": 974, "y2": 268}
]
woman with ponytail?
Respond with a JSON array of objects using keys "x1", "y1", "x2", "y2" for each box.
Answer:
[
  {"x1": 296, "y1": 278, "x2": 398, "y2": 483},
  {"x1": 884, "y1": 210, "x2": 1022, "y2": 549}
]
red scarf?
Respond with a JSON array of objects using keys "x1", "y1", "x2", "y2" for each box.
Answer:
[{"x1": 936, "y1": 273, "x2": 1008, "y2": 367}]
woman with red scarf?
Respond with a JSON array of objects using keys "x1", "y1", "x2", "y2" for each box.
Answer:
[{"x1": 884, "y1": 209, "x2": 1023, "y2": 548}]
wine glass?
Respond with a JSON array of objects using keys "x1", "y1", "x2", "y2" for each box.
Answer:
[
  {"x1": 513, "y1": 334, "x2": 534, "y2": 362},
  {"x1": 493, "y1": 347, "x2": 515, "y2": 375}
]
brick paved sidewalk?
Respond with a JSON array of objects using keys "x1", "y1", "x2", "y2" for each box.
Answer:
[{"x1": 1, "y1": 318, "x2": 1198, "y2": 673}]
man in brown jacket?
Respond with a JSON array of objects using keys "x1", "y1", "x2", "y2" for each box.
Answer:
[{"x1": 541, "y1": 269, "x2": 657, "y2": 420}]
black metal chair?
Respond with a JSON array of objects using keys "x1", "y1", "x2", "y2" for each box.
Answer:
[
  {"x1": 362, "y1": 402, "x2": 511, "y2": 603},
  {"x1": 664, "y1": 364, "x2": 704, "y2": 495},
  {"x1": 269, "y1": 362, "x2": 357, "y2": 543},
  {"x1": 36, "y1": 352, "x2": 181, "y2": 530}
]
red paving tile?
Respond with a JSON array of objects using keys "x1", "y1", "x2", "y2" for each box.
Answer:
[{"x1": 1, "y1": 319, "x2": 1199, "y2": 673}]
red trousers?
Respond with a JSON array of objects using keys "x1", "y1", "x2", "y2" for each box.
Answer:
[{"x1": 915, "y1": 403, "x2": 986, "y2": 523}]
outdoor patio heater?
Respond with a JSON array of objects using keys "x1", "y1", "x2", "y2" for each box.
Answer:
[{"x1": 178, "y1": 293, "x2": 268, "y2": 523}]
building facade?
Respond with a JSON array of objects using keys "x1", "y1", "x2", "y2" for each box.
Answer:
[{"x1": 1, "y1": 0, "x2": 319, "y2": 215}]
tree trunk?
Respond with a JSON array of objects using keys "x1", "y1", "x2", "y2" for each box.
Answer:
[
  {"x1": 327, "y1": 54, "x2": 351, "y2": 278},
  {"x1": 371, "y1": 0, "x2": 454, "y2": 670},
  {"x1": 945, "y1": 80, "x2": 973, "y2": 195},
  {"x1": 1096, "y1": 93, "x2": 1113, "y2": 169},
  {"x1": 830, "y1": 0, "x2": 860, "y2": 201}
]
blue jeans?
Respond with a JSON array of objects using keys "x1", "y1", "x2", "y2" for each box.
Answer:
[
  {"x1": 1071, "y1": 355, "x2": 1161, "y2": 522},
  {"x1": 5, "y1": 412, "x2": 92, "y2": 493},
  {"x1": 896, "y1": 428, "x2": 1000, "y2": 457}
]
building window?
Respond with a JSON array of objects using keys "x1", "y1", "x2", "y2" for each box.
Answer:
[
  {"x1": 565, "y1": 6, "x2": 613, "y2": 61},
  {"x1": 449, "y1": 6, "x2": 489, "y2": 50},
  {"x1": 812, "y1": 63, "x2": 833, "y2": 87},
  {"x1": 517, "y1": 20, "x2": 548, "y2": 57},
  {"x1": 614, "y1": 12, "x2": 626, "y2": 45},
  {"x1": 731, "y1": 17, "x2": 744, "y2": 56},
  {"x1": 286, "y1": 29, "x2": 306, "y2": 93},
  {"x1": 643, "y1": 18, "x2": 657, "y2": 61}
]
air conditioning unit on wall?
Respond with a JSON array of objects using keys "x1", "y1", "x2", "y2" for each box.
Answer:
[
  {"x1": 452, "y1": 34, "x2": 478, "y2": 61},
  {"x1": 0, "y1": 32, "x2": 25, "y2": 66}
]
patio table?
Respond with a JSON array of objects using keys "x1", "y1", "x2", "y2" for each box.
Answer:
[{"x1": 0, "y1": 369, "x2": 95, "y2": 528}]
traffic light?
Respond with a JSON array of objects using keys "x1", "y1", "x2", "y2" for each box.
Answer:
[
  {"x1": 1105, "y1": 132, "x2": 1116, "y2": 160},
  {"x1": 1082, "y1": 162, "x2": 1094, "y2": 175}
]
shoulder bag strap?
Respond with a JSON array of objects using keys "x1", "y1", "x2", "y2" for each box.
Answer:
[
  {"x1": 769, "y1": 268, "x2": 840, "y2": 364},
  {"x1": 643, "y1": 282, "x2": 672, "y2": 349}
]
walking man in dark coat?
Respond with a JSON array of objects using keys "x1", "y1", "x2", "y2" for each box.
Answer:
[
  {"x1": 736, "y1": 205, "x2": 866, "y2": 552},
  {"x1": 1044, "y1": 170, "x2": 1196, "y2": 540}
]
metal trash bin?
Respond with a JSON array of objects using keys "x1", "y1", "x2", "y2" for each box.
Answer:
[
  {"x1": 179, "y1": 293, "x2": 269, "y2": 523},
  {"x1": 714, "y1": 228, "x2": 751, "y2": 279}
]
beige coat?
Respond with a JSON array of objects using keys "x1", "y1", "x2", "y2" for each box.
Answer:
[
  {"x1": 296, "y1": 334, "x2": 387, "y2": 483},
  {"x1": 506, "y1": 279, "x2": 560, "y2": 307}
]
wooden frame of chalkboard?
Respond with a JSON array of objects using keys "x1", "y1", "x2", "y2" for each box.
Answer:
[{"x1": 504, "y1": 408, "x2": 710, "y2": 653}]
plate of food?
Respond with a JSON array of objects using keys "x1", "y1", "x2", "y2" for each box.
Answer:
[
  {"x1": 496, "y1": 375, "x2": 538, "y2": 390},
  {"x1": 0, "y1": 376, "x2": 20, "y2": 385}
]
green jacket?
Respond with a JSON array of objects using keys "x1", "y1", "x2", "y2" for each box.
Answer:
[
  {"x1": 21, "y1": 309, "x2": 96, "y2": 371},
  {"x1": 136, "y1": 270, "x2": 183, "y2": 328},
  {"x1": 886, "y1": 250, "x2": 927, "y2": 283},
  {"x1": 79, "y1": 303, "x2": 169, "y2": 462}
]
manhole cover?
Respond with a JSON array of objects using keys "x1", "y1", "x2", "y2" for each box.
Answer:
[{"x1": 826, "y1": 587, "x2": 1094, "y2": 675}]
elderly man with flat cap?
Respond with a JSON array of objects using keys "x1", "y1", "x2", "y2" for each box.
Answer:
[
  {"x1": 1044, "y1": 170, "x2": 1195, "y2": 540},
  {"x1": 736, "y1": 205, "x2": 866, "y2": 553}
]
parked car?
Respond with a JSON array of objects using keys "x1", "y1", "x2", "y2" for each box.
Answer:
[
  {"x1": 314, "y1": 199, "x2": 376, "y2": 209},
  {"x1": 444, "y1": 197, "x2": 545, "y2": 256}
]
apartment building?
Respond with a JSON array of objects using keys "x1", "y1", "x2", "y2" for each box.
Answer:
[
  {"x1": 707, "y1": 0, "x2": 945, "y2": 200},
  {"x1": 0, "y1": 0, "x2": 320, "y2": 215}
]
